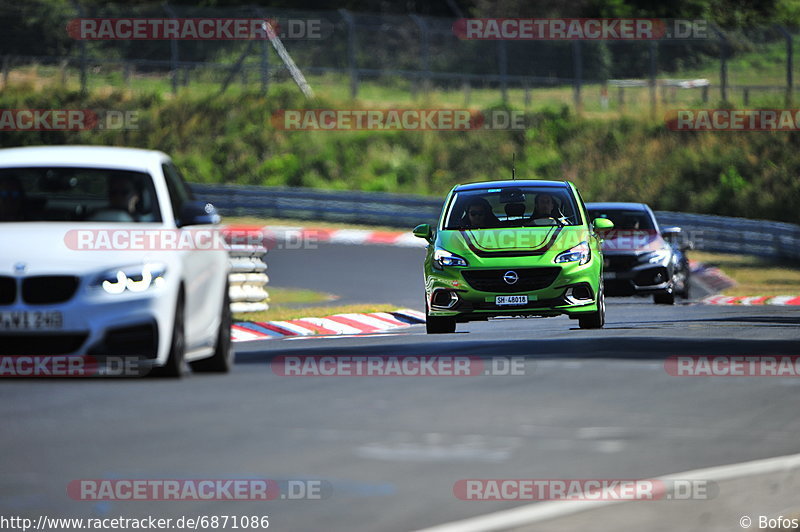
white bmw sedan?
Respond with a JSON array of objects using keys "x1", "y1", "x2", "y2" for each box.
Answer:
[{"x1": 0, "y1": 146, "x2": 232, "y2": 377}]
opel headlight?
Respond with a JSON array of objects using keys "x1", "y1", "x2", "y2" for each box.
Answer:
[
  {"x1": 433, "y1": 247, "x2": 469, "y2": 268},
  {"x1": 554, "y1": 241, "x2": 591, "y2": 266}
]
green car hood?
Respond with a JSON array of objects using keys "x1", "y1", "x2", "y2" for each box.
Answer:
[{"x1": 437, "y1": 226, "x2": 591, "y2": 258}]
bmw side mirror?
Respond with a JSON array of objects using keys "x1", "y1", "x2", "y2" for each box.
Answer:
[
  {"x1": 178, "y1": 201, "x2": 221, "y2": 227},
  {"x1": 413, "y1": 223, "x2": 433, "y2": 242}
]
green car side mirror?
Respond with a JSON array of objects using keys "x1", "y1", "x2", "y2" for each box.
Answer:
[
  {"x1": 593, "y1": 218, "x2": 614, "y2": 232},
  {"x1": 413, "y1": 223, "x2": 433, "y2": 242}
]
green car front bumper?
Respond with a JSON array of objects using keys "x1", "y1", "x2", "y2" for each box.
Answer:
[{"x1": 425, "y1": 259, "x2": 602, "y2": 322}]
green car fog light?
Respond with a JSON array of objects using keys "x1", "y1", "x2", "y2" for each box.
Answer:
[{"x1": 431, "y1": 289, "x2": 459, "y2": 309}]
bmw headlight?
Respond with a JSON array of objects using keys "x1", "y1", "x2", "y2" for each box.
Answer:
[
  {"x1": 554, "y1": 241, "x2": 590, "y2": 265},
  {"x1": 642, "y1": 249, "x2": 671, "y2": 264},
  {"x1": 91, "y1": 263, "x2": 167, "y2": 294},
  {"x1": 433, "y1": 247, "x2": 468, "y2": 268}
]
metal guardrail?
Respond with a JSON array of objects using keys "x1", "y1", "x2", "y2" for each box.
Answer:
[
  {"x1": 192, "y1": 184, "x2": 800, "y2": 262},
  {"x1": 654, "y1": 211, "x2": 800, "y2": 260},
  {"x1": 194, "y1": 183, "x2": 444, "y2": 228}
]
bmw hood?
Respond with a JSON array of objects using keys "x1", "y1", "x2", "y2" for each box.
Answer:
[{"x1": 0, "y1": 223, "x2": 185, "y2": 276}]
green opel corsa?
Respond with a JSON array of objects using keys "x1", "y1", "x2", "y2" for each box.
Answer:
[{"x1": 414, "y1": 180, "x2": 614, "y2": 333}]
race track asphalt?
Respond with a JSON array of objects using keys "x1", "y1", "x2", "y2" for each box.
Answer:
[{"x1": 2, "y1": 243, "x2": 799, "y2": 532}]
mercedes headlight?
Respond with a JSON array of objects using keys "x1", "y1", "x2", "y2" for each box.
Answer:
[{"x1": 642, "y1": 249, "x2": 671, "y2": 264}]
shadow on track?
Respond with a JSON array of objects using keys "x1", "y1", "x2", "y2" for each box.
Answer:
[{"x1": 234, "y1": 336, "x2": 799, "y2": 365}]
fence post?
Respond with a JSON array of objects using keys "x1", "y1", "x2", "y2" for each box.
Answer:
[
  {"x1": 714, "y1": 27, "x2": 730, "y2": 103},
  {"x1": 600, "y1": 81, "x2": 609, "y2": 109},
  {"x1": 776, "y1": 25, "x2": 793, "y2": 105},
  {"x1": 79, "y1": 34, "x2": 87, "y2": 93},
  {"x1": 2, "y1": 55, "x2": 9, "y2": 88},
  {"x1": 524, "y1": 81, "x2": 531, "y2": 109},
  {"x1": 498, "y1": 40, "x2": 508, "y2": 103},
  {"x1": 572, "y1": 40, "x2": 582, "y2": 112},
  {"x1": 69, "y1": 0, "x2": 87, "y2": 95},
  {"x1": 649, "y1": 41, "x2": 657, "y2": 119},
  {"x1": 339, "y1": 9, "x2": 359, "y2": 99},
  {"x1": 743, "y1": 87, "x2": 749, "y2": 106},
  {"x1": 463, "y1": 79, "x2": 471, "y2": 106},
  {"x1": 163, "y1": 2, "x2": 179, "y2": 95},
  {"x1": 410, "y1": 15, "x2": 430, "y2": 96},
  {"x1": 720, "y1": 48, "x2": 728, "y2": 103}
]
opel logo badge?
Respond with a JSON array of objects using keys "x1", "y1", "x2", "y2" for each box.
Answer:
[
  {"x1": 503, "y1": 271, "x2": 519, "y2": 285},
  {"x1": 13, "y1": 262, "x2": 26, "y2": 275}
]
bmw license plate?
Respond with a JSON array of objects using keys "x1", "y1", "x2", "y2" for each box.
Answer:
[
  {"x1": 0, "y1": 311, "x2": 63, "y2": 331},
  {"x1": 496, "y1": 295, "x2": 528, "y2": 306}
]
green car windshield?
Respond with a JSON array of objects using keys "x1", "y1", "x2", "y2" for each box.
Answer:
[{"x1": 443, "y1": 186, "x2": 582, "y2": 230}]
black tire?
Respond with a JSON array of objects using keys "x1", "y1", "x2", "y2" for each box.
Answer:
[
  {"x1": 578, "y1": 282, "x2": 605, "y2": 329},
  {"x1": 190, "y1": 285, "x2": 233, "y2": 373},
  {"x1": 149, "y1": 295, "x2": 186, "y2": 378},
  {"x1": 653, "y1": 291, "x2": 675, "y2": 305},
  {"x1": 425, "y1": 296, "x2": 456, "y2": 334}
]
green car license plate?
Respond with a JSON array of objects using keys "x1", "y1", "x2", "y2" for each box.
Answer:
[{"x1": 495, "y1": 295, "x2": 528, "y2": 306}]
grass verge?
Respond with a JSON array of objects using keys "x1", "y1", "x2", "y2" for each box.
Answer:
[
  {"x1": 264, "y1": 286, "x2": 338, "y2": 306},
  {"x1": 4, "y1": 83, "x2": 800, "y2": 223},
  {"x1": 692, "y1": 251, "x2": 800, "y2": 297}
]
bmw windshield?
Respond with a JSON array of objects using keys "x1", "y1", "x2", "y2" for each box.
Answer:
[{"x1": 0, "y1": 167, "x2": 161, "y2": 223}]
